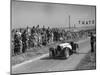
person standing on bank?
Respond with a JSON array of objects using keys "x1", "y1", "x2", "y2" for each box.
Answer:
[
  {"x1": 14, "y1": 30, "x2": 21, "y2": 55},
  {"x1": 21, "y1": 30, "x2": 27, "y2": 53},
  {"x1": 90, "y1": 32, "x2": 95, "y2": 53}
]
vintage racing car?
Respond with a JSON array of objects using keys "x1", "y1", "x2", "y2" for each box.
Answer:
[{"x1": 49, "y1": 42, "x2": 79, "y2": 59}]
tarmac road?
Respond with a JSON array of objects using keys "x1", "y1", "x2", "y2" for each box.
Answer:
[{"x1": 12, "y1": 38, "x2": 91, "y2": 74}]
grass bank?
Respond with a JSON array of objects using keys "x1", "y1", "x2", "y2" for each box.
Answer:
[{"x1": 76, "y1": 51, "x2": 96, "y2": 70}]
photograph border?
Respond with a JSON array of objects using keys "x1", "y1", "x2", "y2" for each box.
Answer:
[{"x1": 10, "y1": 0, "x2": 96, "y2": 74}]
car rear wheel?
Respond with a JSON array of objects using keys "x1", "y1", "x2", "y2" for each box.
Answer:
[
  {"x1": 49, "y1": 50, "x2": 52, "y2": 57},
  {"x1": 49, "y1": 47, "x2": 55, "y2": 57}
]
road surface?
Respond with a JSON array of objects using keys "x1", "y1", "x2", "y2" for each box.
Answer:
[{"x1": 12, "y1": 38, "x2": 91, "y2": 74}]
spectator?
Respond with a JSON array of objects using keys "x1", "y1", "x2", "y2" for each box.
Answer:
[
  {"x1": 21, "y1": 30, "x2": 27, "y2": 53},
  {"x1": 90, "y1": 33, "x2": 95, "y2": 53},
  {"x1": 13, "y1": 31, "x2": 21, "y2": 55}
]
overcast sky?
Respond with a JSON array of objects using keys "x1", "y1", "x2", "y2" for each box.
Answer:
[{"x1": 11, "y1": 0, "x2": 96, "y2": 29}]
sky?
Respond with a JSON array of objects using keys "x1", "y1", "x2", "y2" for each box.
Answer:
[{"x1": 11, "y1": 0, "x2": 96, "y2": 29}]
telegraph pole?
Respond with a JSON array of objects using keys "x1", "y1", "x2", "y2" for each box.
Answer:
[{"x1": 69, "y1": 15, "x2": 71, "y2": 30}]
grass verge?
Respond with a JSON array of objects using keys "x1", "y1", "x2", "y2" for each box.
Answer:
[{"x1": 76, "y1": 51, "x2": 96, "y2": 70}]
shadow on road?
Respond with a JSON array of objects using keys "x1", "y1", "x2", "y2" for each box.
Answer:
[
  {"x1": 40, "y1": 52, "x2": 89, "y2": 60},
  {"x1": 76, "y1": 52, "x2": 89, "y2": 54},
  {"x1": 40, "y1": 56, "x2": 67, "y2": 60}
]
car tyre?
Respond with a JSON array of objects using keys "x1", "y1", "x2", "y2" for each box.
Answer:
[
  {"x1": 64, "y1": 48, "x2": 70, "y2": 59},
  {"x1": 49, "y1": 47, "x2": 55, "y2": 57}
]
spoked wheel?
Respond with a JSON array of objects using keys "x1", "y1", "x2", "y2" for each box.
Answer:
[
  {"x1": 49, "y1": 47, "x2": 55, "y2": 58},
  {"x1": 64, "y1": 48, "x2": 70, "y2": 59}
]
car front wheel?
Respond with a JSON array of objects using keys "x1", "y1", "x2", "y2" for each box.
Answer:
[{"x1": 64, "y1": 48, "x2": 70, "y2": 59}]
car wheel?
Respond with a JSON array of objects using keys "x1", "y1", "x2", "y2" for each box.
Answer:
[
  {"x1": 69, "y1": 49, "x2": 73, "y2": 55},
  {"x1": 49, "y1": 50, "x2": 52, "y2": 57},
  {"x1": 49, "y1": 47, "x2": 54, "y2": 57},
  {"x1": 64, "y1": 48, "x2": 70, "y2": 59}
]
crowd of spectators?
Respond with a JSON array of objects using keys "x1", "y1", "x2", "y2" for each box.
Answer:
[{"x1": 11, "y1": 25, "x2": 93, "y2": 56}]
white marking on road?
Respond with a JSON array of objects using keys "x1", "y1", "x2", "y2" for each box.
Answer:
[{"x1": 12, "y1": 53, "x2": 49, "y2": 69}]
